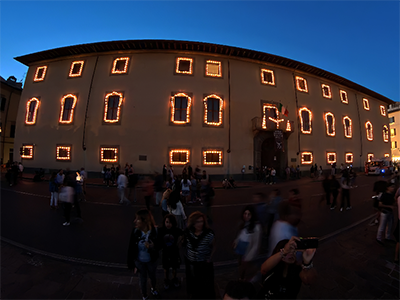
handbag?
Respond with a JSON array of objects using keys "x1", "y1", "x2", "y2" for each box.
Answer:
[
  {"x1": 58, "y1": 186, "x2": 74, "y2": 203},
  {"x1": 234, "y1": 240, "x2": 249, "y2": 256}
]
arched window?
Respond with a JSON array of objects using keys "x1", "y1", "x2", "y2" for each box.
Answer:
[
  {"x1": 365, "y1": 121, "x2": 373, "y2": 141},
  {"x1": 59, "y1": 94, "x2": 77, "y2": 124},
  {"x1": 262, "y1": 104, "x2": 283, "y2": 129},
  {"x1": 203, "y1": 94, "x2": 223, "y2": 126},
  {"x1": 343, "y1": 116, "x2": 352, "y2": 138},
  {"x1": 324, "y1": 112, "x2": 335, "y2": 136},
  {"x1": 25, "y1": 98, "x2": 40, "y2": 124},
  {"x1": 299, "y1": 107, "x2": 312, "y2": 134},
  {"x1": 104, "y1": 92, "x2": 123, "y2": 123},
  {"x1": 171, "y1": 93, "x2": 191, "y2": 124},
  {"x1": 383, "y1": 125, "x2": 389, "y2": 142}
]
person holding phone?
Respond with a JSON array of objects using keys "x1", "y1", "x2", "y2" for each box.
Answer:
[{"x1": 259, "y1": 236, "x2": 317, "y2": 299}]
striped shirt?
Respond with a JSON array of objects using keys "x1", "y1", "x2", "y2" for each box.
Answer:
[{"x1": 184, "y1": 229, "x2": 214, "y2": 262}]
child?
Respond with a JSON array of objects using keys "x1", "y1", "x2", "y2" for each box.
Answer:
[{"x1": 158, "y1": 214, "x2": 183, "y2": 289}]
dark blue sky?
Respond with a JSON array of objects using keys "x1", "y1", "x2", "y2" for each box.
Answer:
[{"x1": 1, "y1": 1, "x2": 399, "y2": 101}]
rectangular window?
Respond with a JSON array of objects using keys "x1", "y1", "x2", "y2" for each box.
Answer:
[
  {"x1": 261, "y1": 69, "x2": 275, "y2": 85},
  {"x1": 69, "y1": 61, "x2": 84, "y2": 77},
  {"x1": 34, "y1": 66, "x2": 47, "y2": 81},
  {"x1": 384, "y1": 153, "x2": 390, "y2": 158},
  {"x1": 345, "y1": 153, "x2": 353, "y2": 164},
  {"x1": 327, "y1": 152, "x2": 336, "y2": 164},
  {"x1": 21, "y1": 145, "x2": 34, "y2": 159},
  {"x1": 112, "y1": 57, "x2": 129, "y2": 74},
  {"x1": 171, "y1": 93, "x2": 191, "y2": 124},
  {"x1": 391, "y1": 128, "x2": 396, "y2": 137},
  {"x1": 10, "y1": 124, "x2": 15, "y2": 138},
  {"x1": 56, "y1": 146, "x2": 71, "y2": 161},
  {"x1": 60, "y1": 95, "x2": 77, "y2": 123},
  {"x1": 176, "y1": 58, "x2": 193, "y2": 74},
  {"x1": 299, "y1": 107, "x2": 312, "y2": 134},
  {"x1": 392, "y1": 141, "x2": 397, "y2": 149},
  {"x1": 170, "y1": 149, "x2": 190, "y2": 165},
  {"x1": 204, "y1": 95, "x2": 223, "y2": 126},
  {"x1": 367, "y1": 153, "x2": 374, "y2": 162},
  {"x1": 340, "y1": 90, "x2": 348, "y2": 104},
  {"x1": 100, "y1": 147, "x2": 118, "y2": 163},
  {"x1": 389, "y1": 116, "x2": 395, "y2": 123},
  {"x1": 296, "y1": 76, "x2": 308, "y2": 92},
  {"x1": 301, "y1": 152, "x2": 313, "y2": 164},
  {"x1": 206, "y1": 60, "x2": 222, "y2": 77},
  {"x1": 1, "y1": 97, "x2": 6, "y2": 111},
  {"x1": 104, "y1": 92, "x2": 123, "y2": 123},
  {"x1": 203, "y1": 150, "x2": 223, "y2": 166},
  {"x1": 380, "y1": 105, "x2": 386, "y2": 116},
  {"x1": 139, "y1": 155, "x2": 147, "y2": 161},
  {"x1": 322, "y1": 84, "x2": 332, "y2": 99},
  {"x1": 363, "y1": 98, "x2": 370, "y2": 110}
]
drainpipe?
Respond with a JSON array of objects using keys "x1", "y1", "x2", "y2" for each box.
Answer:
[
  {"x1": 2, "y1": 90, "x2": 13, "y2": 164},
  {"x1": 355, "y1": 93, "x2": 363, "y2": 170},
  {"x1": 227, "y1": 60, "x2": 231, "y2": 176}
]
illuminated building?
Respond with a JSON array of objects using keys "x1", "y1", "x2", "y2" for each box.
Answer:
[{"x1": 388, "y1": 103, "x2": 400, "y2": 161}]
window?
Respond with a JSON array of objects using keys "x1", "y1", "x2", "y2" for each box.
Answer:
[
  {"x1": 1, "y1": 97, "x2": 6, "y2": 111},
  {"x1": 391, "y1": 128, "x2": 396, "y2": 137},
  {"x1": 21, "y1": 145, "x2": 34, "y2": 159},
  {"x1": 301, "y1": 152, "x2": 313, "y2": 164},
  {"x1": 104, "y1": 92, "x2": 123, "y2": 123},
  {"x1": 322, "y1": 84, "x2": 332, "y2": 99},
  {"x1": 111, "y1": 57, "x2": 129, "y2": 74},
  {"x1": 176, "y1": 57, "x2": 193, "y2": 74},
  {"x1": 206, "y1": 60, "x2": 222, "y2": 77},
  {"x1": 169, "y1": 149, "x2": 190, "y2": 165},
  {"x1": 261, "y1": 69, "x2": 275, "y2": 85},
  {"x1": 384, "y1": 153, "x2": 390, "y2": 158},
  {"x1": 299, "y1": 107, "x2": 312, "y2": 134},
  {"x1": 10, "y1": 124, "x2": 15, "y2": 138},
  {"x1": 100, "y1": 147, "x2": 118, "y2": 163},
  {"x1": 295, "y1": 76, "x2": 308, "y2": 92},
  {"x1": 69, "y1": 61, "x2": 84, "y2": 77},
  {"x1": 203, "y1": 150, "x2": 223, "y2": 166},
  {"x1": 171, "y1": 93, "x2": 191, "y2": 124},
  {"x1": 324, "y1": 112, "x2": 335, "y2": 136},
  {"x1": 365, "y1": 121, "x2": 373, "y2": 141},
  {"x1": 363, "y1": 98, "x2": 370, "y2": 110},
  {"x1": 343, "y1": 116, "x2": 352, "y2": 138},
  {"x1": 367, "y1": 153, "x2": 374, "y2": 162},
  {"x1": 59, "y1": 94, "x2": 77, "y2": 124},
  {"x1": 380, "y1": 105, "x2": 386, "y2": 116},
  {"x1": 56, "y1": 146, "x2": 71, "y2": 161},
  {"x1": 203, "y1": 95, "x2": 223, "y2": 126},
  {"x1": 340, "y1": 90, "x2": 348, "y2": 104},
  {"x1": 392, "y1": 141, "x2": 397, "y2": 149},
  {"x1": 383, "y1": 125, "x2": 389, "y2": 143},
  {"x1": 327, "y1": 152, "x2": 336, "y2": 164},
  {"x1": 389, "y1": 116, "x2": 395, "y2": 123},
  {"x1": 345, "y1": 153, "x2": 353, "y2": 164},
  {"x1": 33, "y1": 66, "x2": 47, "y2": 81},
  {"x1": 25, "y1": 98, "x2": 40, "y2": 125}
]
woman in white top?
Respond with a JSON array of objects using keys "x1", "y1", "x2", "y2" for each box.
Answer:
[
  {"x1": 233, "y1": 205, "x2": 262, "y2": 280},
  {"x1": 167, "y1": 189, "x2": 187, "y2": 230},
  {"x1": 180, "y1": 174, "x2": 192, "y2": 204}
]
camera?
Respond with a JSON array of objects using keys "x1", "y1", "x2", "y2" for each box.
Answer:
[{"x1": 295, "y1": 237, "x2": 319, "y2": 249}]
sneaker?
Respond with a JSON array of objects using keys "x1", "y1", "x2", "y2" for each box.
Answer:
[
  {"x1": 172, "y1": 277, "x2": 180, "y2": 288},
  {"x1": 150, "y1": 288, "x2": 159, "y2": 296},
  {"x1": 142, "y1": 296, "x2": 148, "y2": 300},
  {"x1": 330, "y1": 206, "x2": 336, "y2": 210},
  {"x1": 346, "y1": 206, "x2": 352, "y2": 210},
  {"x1": 164, "y1": 279, "x2": 170, "y2": 290},
  {"x1": 63, "y1": 222, "x2": 70, "y2": 226},
  {"x1": 340, "y1": 207, "x2": 343, "y2": 212},
  {"x1": 376, "y1": 239, "x2": 384, "y2": 246}
]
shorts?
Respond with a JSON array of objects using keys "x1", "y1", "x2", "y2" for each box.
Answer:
[{"x1": 181, "y1": 190, "x2": 190, "y2": 197}]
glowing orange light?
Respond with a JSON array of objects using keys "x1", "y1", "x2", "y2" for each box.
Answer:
[
  {"x1": 327, "y1": 152, "x2": 337, "y2": 164},
  {"x1": 203, "y1": 94, "x2": 223, "y2": 126},
  {"x1": 286, "y1": 120, "x2": 291, "y2": 131},
  {"x1": 322, "y1": 84, "x2": 332, "y2": 99},
  {"x1": 111, "y1": 57, "x2": 129, "y2": 74},
  {"x1": 363, "y1": 98, "x2": 370, "y2": 110},
  {"x1": 380, "y1": 105, "x2": 386, "y2": 116},
  {"x1": 171, "y1": 93, "x2": 192, "y2": 124},
  {"x1": 261, "y1": 69, "x2": 275, "y2": 85},
  {"x1": 301, "y1": 152, "x2": 313, "y2": 165},
  {"x1": 56, "y1": 146, "x2": 71, "y2": 160},
  {"x1": 203, "y1": 150, "x2": 223, "y2": 165},
  {"x1": 59, "y1": 94, "x2": 78, "y2": 124},
  {"x1": 21, "y1": 145, "x2": 33, "y2": 159},
  {"x1": 383, "y1": 125, "x2": 389, "y2": 142},
  {"x1": 206, "y1": 60, "x2": 222, "y2": 77},
  {"x1": 69, "y1": 61, "x2": 84, "y2": 77},
  {"x1": 170, "y1": 149, "x2": 190, "y2": 165},
  {"x1": 262, "y1": 105, "x2": 284, "y2": 129},
  {"x1": 324, "y1": 112, "x2": 335, "y2": 136},
  {"x1": 25, "y1": 98, "x2": 40, "y2": 125},
  {"x1": 345, "y1": 153, "x2": 353, "y2": 164},
  {"x1": 367, "y1": 153, "x2": 374, "y2": 162},
  {"x1": 295, "y1": 76, "x2": 308, "y2": 92},
  {"x1": 343, "y1": 116, "x2": 352, "y2": 138},
  {"x1": 33, "y1": 66, "x2": 47, "y2": 81},
  {"x1": 384, "y1": 153, "x2": 390, "y2": 158},
  {"x1": 340, "y1": 90, "x2": 348, "y2": 104},
  {"x1": 365, "y1": 121, "x2": 373, "y2": 141},
  {"x1": 176, "y1": 57, "x2": 193, "y2": 74},
  {"x1": 104, "y1": 92, "x2": 123, "y2": 123},
  {"x1": 299, "y1": 107, "x2": 312, "y2": 134},
  {"x1": 100, "y1": 147, "x2": 118, "y2": 163}
]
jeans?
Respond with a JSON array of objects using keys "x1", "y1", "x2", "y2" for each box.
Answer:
[
  {"x1": 155, "y1": 192, "x2": 163, "y2": 206},
  {"x1": 118, "y1": 187, "x2": 129, "y2": 204},
  {"x1": 377, "y1": 211, "x2": 394, "y2": 241},
  {"x1": 135, "y1": 260, "x2": 157, "y2": 297},
  {"x1": 340, "y1": 189, "x2": 350, "y2": 208},
  {"x1": 50, "y1": 192, "x2": 58, "y2": 207}
]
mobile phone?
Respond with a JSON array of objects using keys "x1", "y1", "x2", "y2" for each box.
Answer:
[{"x1": 295, "y1": 237, "x2": 319, "y2": 249}]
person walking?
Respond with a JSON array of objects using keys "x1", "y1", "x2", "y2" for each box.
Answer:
[
  {"x1": 167, "y1": 189, "x2": 187, "y2": 230},
  {"x1": 340, "y1": 170, "x2": 352, "y2": 211},
  {"x1": 376, "y1": 183, "x2": 396, "y2": 245},
  {"x1": 49, "y1": 172, "x2": 58, "y2": 209},
  {"x1": 266, "y1": 189, "x2": 283, "y2": 237},
  {"x1": 180, "y1": 174, "x2": 191, "y2": 204},
  {"x1": 329, "y1": 175, "x2": 340, "y2": 210},
  {"x1": 117, "y1": 171, "x2": 130, "y2": 205},
  {"x1": 142, "y1": 177, "x2": 154, "y2": 210}
]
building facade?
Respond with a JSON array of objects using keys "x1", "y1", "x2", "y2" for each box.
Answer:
[
  {"x1": 13, "y1": 40, "x2": 393, "y2": 176},
  {"x1": 1, "y1": 76, "x2": 23, "y2": 165},
  {"x1": 388, "y1": 103, "x2": 400, "y2": 161}
]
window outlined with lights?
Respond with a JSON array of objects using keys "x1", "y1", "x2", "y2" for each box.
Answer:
[
  {"x1": 340, "y1": 90, "x2": 348, "y2": 104},
  {"x1": 384, "y1": 153, "x2": 390, "y2": 158},
  {"x1": 365, "y1": 121, "x2": 373, "y2": 141},
  {"x1": 175, "y1": 57, "x2": 193, "y2": 75},
  {"x1": 56, "y1": 145, "x2": 71, "y2": 161},
  {"x1": 170, "y1": 92, "x2": 192, "y2": 125},
  {"x1": 25, "y1": 97, "x2": 40, "y2": 125},
  {"x1": 345, "y1": 153, "x2": 353, "y2": 164},
  {"x1": 301, "y1": 152, "x2": 313, "y2": 165},
  {"x1": 100, "y1": 146, "x2": 119, "y2": 163},
  {"x1": 205, "y1": 60, "x2": 222, "y2": 78},
  {"x1": 324, "y1": 112, "x2": 335, "y2": 136},
  {"x1": 103, "y1": 91, "x2": 123, "y2": 124},
  {"x1": 59, "y1": 94, "x2": 78, "y2": 124},
  {"x1": 202, "y1": 149, "x2": 223, "y2": 166},
  {"x1": 203, "y1": 94, "x2": 223, "y2": 127},
  {"x1": 367, "y1": 153, "x2": 374, "y2": 162},
  {"x1": 111, "y1": 57, "x2": 130, "y2": 74},
  {"x1": 295, "y1": 76, "x2": 308, "y2": 93},
  {"x1": 69, "y1": 61, "x2": 84, "y2": 77},
  {"x1": 363, "y1": 98, "x2": 370, "y2": 110},
  {"x1": 380, "y1": 105, "x2": 386, "y2": 116},
  {"x1": 343, "y1": 116, "x2": 352, "y2": 138},
  {"x1": 392, "y1": 141, "x2": 397, "y2": 149},
  {"x1": 33, "y1": 66, "x2": 47, "y2": 82},
  {"x1": 321, "y1": 84, "x2": 332, "y2": 99},
  {"x1": 382, "y1": 125, "x2": 389, "y2": 143},
  {"x1": 21, "y1": 145, "x2": 34, "y2": 159},
  {"x1": 326, "y1": 152, "x2": 337, "y2": 164},
  {"x1": 299, "y1": 107, "x2": 312, "y2": 134},
  {"x1": 261, "y1": 69, "x2": 275, "y2": 86},
  {"x1": 169, "y1": 149, "x2": 190, "y2": 165}
]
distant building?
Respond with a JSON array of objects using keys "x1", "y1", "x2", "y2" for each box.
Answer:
[
  {"x1": 1, "y1": 76, "x2": 22, "y2": 165},
  {"x1": 388, "y1": 103, "x2": 400, "y2": 161},
  {"x1": 13, "y1": 40, "x2": 392, "y2": 176}
]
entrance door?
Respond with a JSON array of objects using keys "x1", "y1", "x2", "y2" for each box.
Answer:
[{"x1": 261, "y1": 138, "x2": 282, "y2": 176}]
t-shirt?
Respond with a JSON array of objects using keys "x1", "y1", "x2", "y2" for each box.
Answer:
[
  {"x1": 181, "y1": 179, "x2": 191, "y2": 191},
  {"x1": 137, "y1": 230, "x2": 152, "y2": 262},
  {"x1": 159, "y1": 227, "x2": 183, "y2": 253},
  {"x1": 379, "y1": 192, "x2": 394, "y2": 213}
]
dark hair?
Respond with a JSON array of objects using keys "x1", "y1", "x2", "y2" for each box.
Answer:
[
  {"x1": 253, "y1": 192, "x2": 266, "y2": 199},
  {"x1": 136, "y1": 209, "x2": 156, "y2": 230},
  {"x1": 289, "y1": 188, "x2": 299, "y2": 195},
  {"x1": 167, "y1": 188, "x2": 180, "y2": 210},
  {"x1": 163, "y1": 214, "x2": 177, "y2": 228},
  {"x1": 272, "y1": 188, "x2": 281, "y2": 196},
  {"x1": 224, "y1": 280, "x2": 256, "y2": 299},
  {"x1": 241, "y1": 205, "x2": 258, "y2": 232}
]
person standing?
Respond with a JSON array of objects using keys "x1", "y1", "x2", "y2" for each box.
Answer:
[
  {"x1": 340, "y1": 171, "x2": 352, "y2": 211},
  {"x1": 162, "y1": 164, "x2": 167, "y2": 182},
  {"x1": 18, "y1": 162, "x2": 24, "y2": 178},
  {"x1": 49, "y1": 172, "x2": 58, "y2": 209},
  {"x1": 117, "y1": 171, "x2": 130, "y2": 205},
  {"x1": 54, "y1": 169, "x2": 65, "y2": 204},
  {"x1": 266, "y1": 189, "x2": 283, "y2": 237},
  {"x1": 80, "y1": 167, "x2": 87, "y2": 195},
  {"x1": 270, "y1": 167, "x2": 276, "y2": 184},
  {"x1": 167, "y1": 189, "x2": 187, "y2": 230},
  {"x1": 180, "y1": 174, "x2": 191, "y2": 204},
  {"x1": 329, "y1": 175, "x2": 340, "y2": 210},
  {"x1": 142, "y1": 177, "x2": 154, "y2": 210},
  {"x1": 154, "y1": 172, "x2": 164, "y2": 206},
  {"x1": 376, "y1": 183, "x2": 396, "y2": 245}
]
